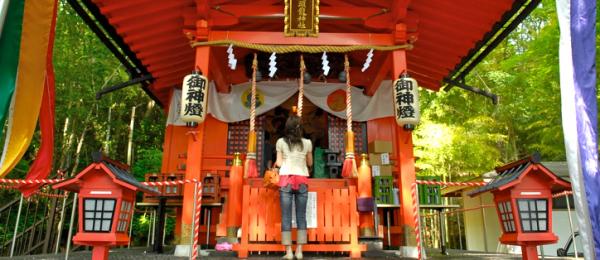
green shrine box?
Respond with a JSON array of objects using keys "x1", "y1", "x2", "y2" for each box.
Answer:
[
  {"x1": 418, "y1": 176, "x2": 441, "y2": 205},
  {"x1": 374, "y1": 176, "x2": 395, "y2": 204},
  {"x1": 313, "y1": 147, "x2": 327, "y2": 178}
]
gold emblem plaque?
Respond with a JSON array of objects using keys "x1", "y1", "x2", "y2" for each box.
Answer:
[{"x1": 284, "y1": 0, "x2": 319, "y2": 37}]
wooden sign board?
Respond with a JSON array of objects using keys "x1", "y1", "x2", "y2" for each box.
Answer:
[{"x1": 284, "y1": 0, "x2": 319, "y2": 37}]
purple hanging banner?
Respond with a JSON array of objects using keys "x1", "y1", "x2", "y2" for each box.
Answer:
[{"x1": 557, "y1": 0, "x2": 599, "y2": 258}]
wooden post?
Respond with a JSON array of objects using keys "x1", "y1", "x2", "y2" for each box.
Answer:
[
  {"x1": 522, "y1": 245, "x2": 539, "y2": 260},
  {"x1": 65, "y1": 193, "x2": 78, "y2": 260},
  {"x1": 153, "y1": 197, "x2": 167, "y2": 253},
  {"x1": 42, "y1": 194, "x2": 58, "y2": 253},
  {"x1": 179, "y1": 45, "x2": 210, "y2": 253},
  {"x1": 147, "y1": 211, "x2": 153, "y2": 248},
  {"x1": 91, "y1": 245, "x2": 109, "y2": 260},
  {"x1": 391, "y1": 48, "x2": 419, "y2": 253},
  {"x1": 175, "y1": 208, "x2": 182, "y2": 240}
]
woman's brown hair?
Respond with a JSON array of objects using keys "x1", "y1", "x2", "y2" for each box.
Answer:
[{"x1": 283, "y1": 115, "x2": 303, "y2": 151}]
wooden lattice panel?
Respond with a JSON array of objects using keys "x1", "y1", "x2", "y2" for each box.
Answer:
[
  {"x1": 226, "y1": 116, "x2": 265, "y2": 169},
  {"x1": 327, "y1": 115, "x2": 367, "y2": 158}
]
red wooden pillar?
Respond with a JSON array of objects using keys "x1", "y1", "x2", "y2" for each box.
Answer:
[
  {"x1": 391, "y1": 49, "x2": 418, "y2": 249},
  {"x1": 521, "y1": 245, "x2": 539, "y2": 260},
  {"x1": 91, "y1": 246, "x2": 109, "y2": 260},
  {"x1": 180, "y1": 46, "x2": 211, "y2": 250}
]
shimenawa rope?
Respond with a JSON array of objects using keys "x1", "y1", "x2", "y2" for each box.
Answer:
[{"x1": 191, "y1": 40, "x2": 412, "y2": 53}]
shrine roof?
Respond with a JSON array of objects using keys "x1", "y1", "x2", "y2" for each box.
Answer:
[
  {"x1": 76, "y1": 0, "x2": 540, "y2": 106},
  {"x1": 468, "y1": 153, "x2": 571, "y2": 197},
  {"x1": 53, "y1": 152, "x2": 158, "y2": 195},
  {"x1": 102, "y1": 161, "x2": 158, "y2": 194}
]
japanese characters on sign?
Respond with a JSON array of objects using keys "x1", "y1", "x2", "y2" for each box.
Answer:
[
  {"x1": 392, "y1": 75, "x2": 420, "y2": 126},
  {"x1": 284, "y1": 0, "x2": 319, "y2": 37},
  {"x1": 180, "y1": 72, "x2": 209, "y2": 123}
]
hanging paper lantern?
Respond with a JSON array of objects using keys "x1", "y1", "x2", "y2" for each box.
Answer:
[
  {"x1": 180, "y1": 72, "x2": 209, "y2": 123},
  {"x1": 392, "y1": 73, "x2": 420, "y2": 127}
]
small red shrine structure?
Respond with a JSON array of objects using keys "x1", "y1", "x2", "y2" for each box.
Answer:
[
  {"x1": 469, "y1": 153, "x2": 571, "y2": 260},
  {"x1": 70, "y1": 0, "x2": 542, "y2": 258},
  {"x1": 54, "y1": 152, "x2": 159, "y2": 260}
]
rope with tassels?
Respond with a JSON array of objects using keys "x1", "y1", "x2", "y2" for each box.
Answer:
[
  {"x1": 345, "y1": 54, "x2": 352, "y2": 132},
  {"x1": 297, "y1": 55, "x2": 305, "y2": 117},
  {"x1": 190, "y1": 40, "x2": 413, "y2": 53},
  {"x1": 250, "y1": 53, "x2": 258, "y2": 132},
  {"x1": 341, "y1": 54, "x2": 358, "y2": 178},
  {"x1": 244, "y1": 53, "x2": 259, "y2": 178}
]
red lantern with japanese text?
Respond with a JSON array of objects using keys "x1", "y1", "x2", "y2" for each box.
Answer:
[
  {"x1": 469, "y1": 153, "x2": 571, "y2": 260},
  {"x1": 54, "y1": 153, "x2": 158, "y2": 260},
  {"x1": 180, "y1": 71, "x2": 209, "y2": 123},
  {"x1": 392, "y1": 73, "x2": 420, "y2": 127}
]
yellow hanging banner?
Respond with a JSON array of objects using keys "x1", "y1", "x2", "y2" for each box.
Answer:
[{"x1": 0, "y1": 0, "x2": 56, "y2": 178}]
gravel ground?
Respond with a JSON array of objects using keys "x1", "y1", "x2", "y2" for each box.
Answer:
[{"x1": 0, "y1": 247, "x2": 574, "y2": 259}]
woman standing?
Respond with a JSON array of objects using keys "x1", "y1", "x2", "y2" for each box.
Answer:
[{"x1": 275, "y1": 115, "x2": 312, "y2": 260}]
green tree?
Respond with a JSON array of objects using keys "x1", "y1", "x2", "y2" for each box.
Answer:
[{"x1": 414, "y1": 0, "x2": 599, "y2": 180}]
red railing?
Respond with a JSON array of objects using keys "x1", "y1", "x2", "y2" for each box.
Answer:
[{"x1": 143, "y1": 173, "x2": 186, "y2": 199}]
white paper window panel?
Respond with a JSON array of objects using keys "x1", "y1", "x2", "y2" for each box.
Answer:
[
  {"x1": 101, "y1": 220, "x2": 111, "y2": 231},
  {"x1": 505, "y1": 201, "x2": 512, "y2": 212},
  {"x1": 85, "y1": 200, "x2": 96, "y2": 211},
  {"x1": 96, "y1": 200, "x2": 104, "y2": 211},
  {"x1": 537, "y1": 200, "x2": 546, "y2": 211},
  {"x1": 85, "y1": 220, "x2": 94, "y2": 231},
  {"x1": 104, "y1": 200, "x2": 115, "y2": 211},
  {"x1": 539, "y1": 220, "x2": 547, "y2": 231},
  {"x1": 519, "y1": 200, "x2": 529, "y2": 211}
]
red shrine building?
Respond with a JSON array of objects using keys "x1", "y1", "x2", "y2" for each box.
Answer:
[{"x1": 72, "y1": 0, "x2": 540, "y2": 257}]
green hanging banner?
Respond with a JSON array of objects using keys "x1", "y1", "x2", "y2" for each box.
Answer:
[{"x1": 0, "y1": 0, "x2": 25, "y2": 128}]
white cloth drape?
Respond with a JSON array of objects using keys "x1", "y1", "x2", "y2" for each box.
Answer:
[{"x1": 167, "y1": 80, "x2": 394, "y2": 125}]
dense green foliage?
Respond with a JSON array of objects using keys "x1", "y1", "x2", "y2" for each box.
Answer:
[
  {"x1": 5, "y1": 1, "x2": 166, "y2": 181},
  {"x1": 2, "y1": 1, "x2": 165, "y2": 247},
  {"x1": 414, "y1": 0, "x2": 600, "y2": 180}
]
